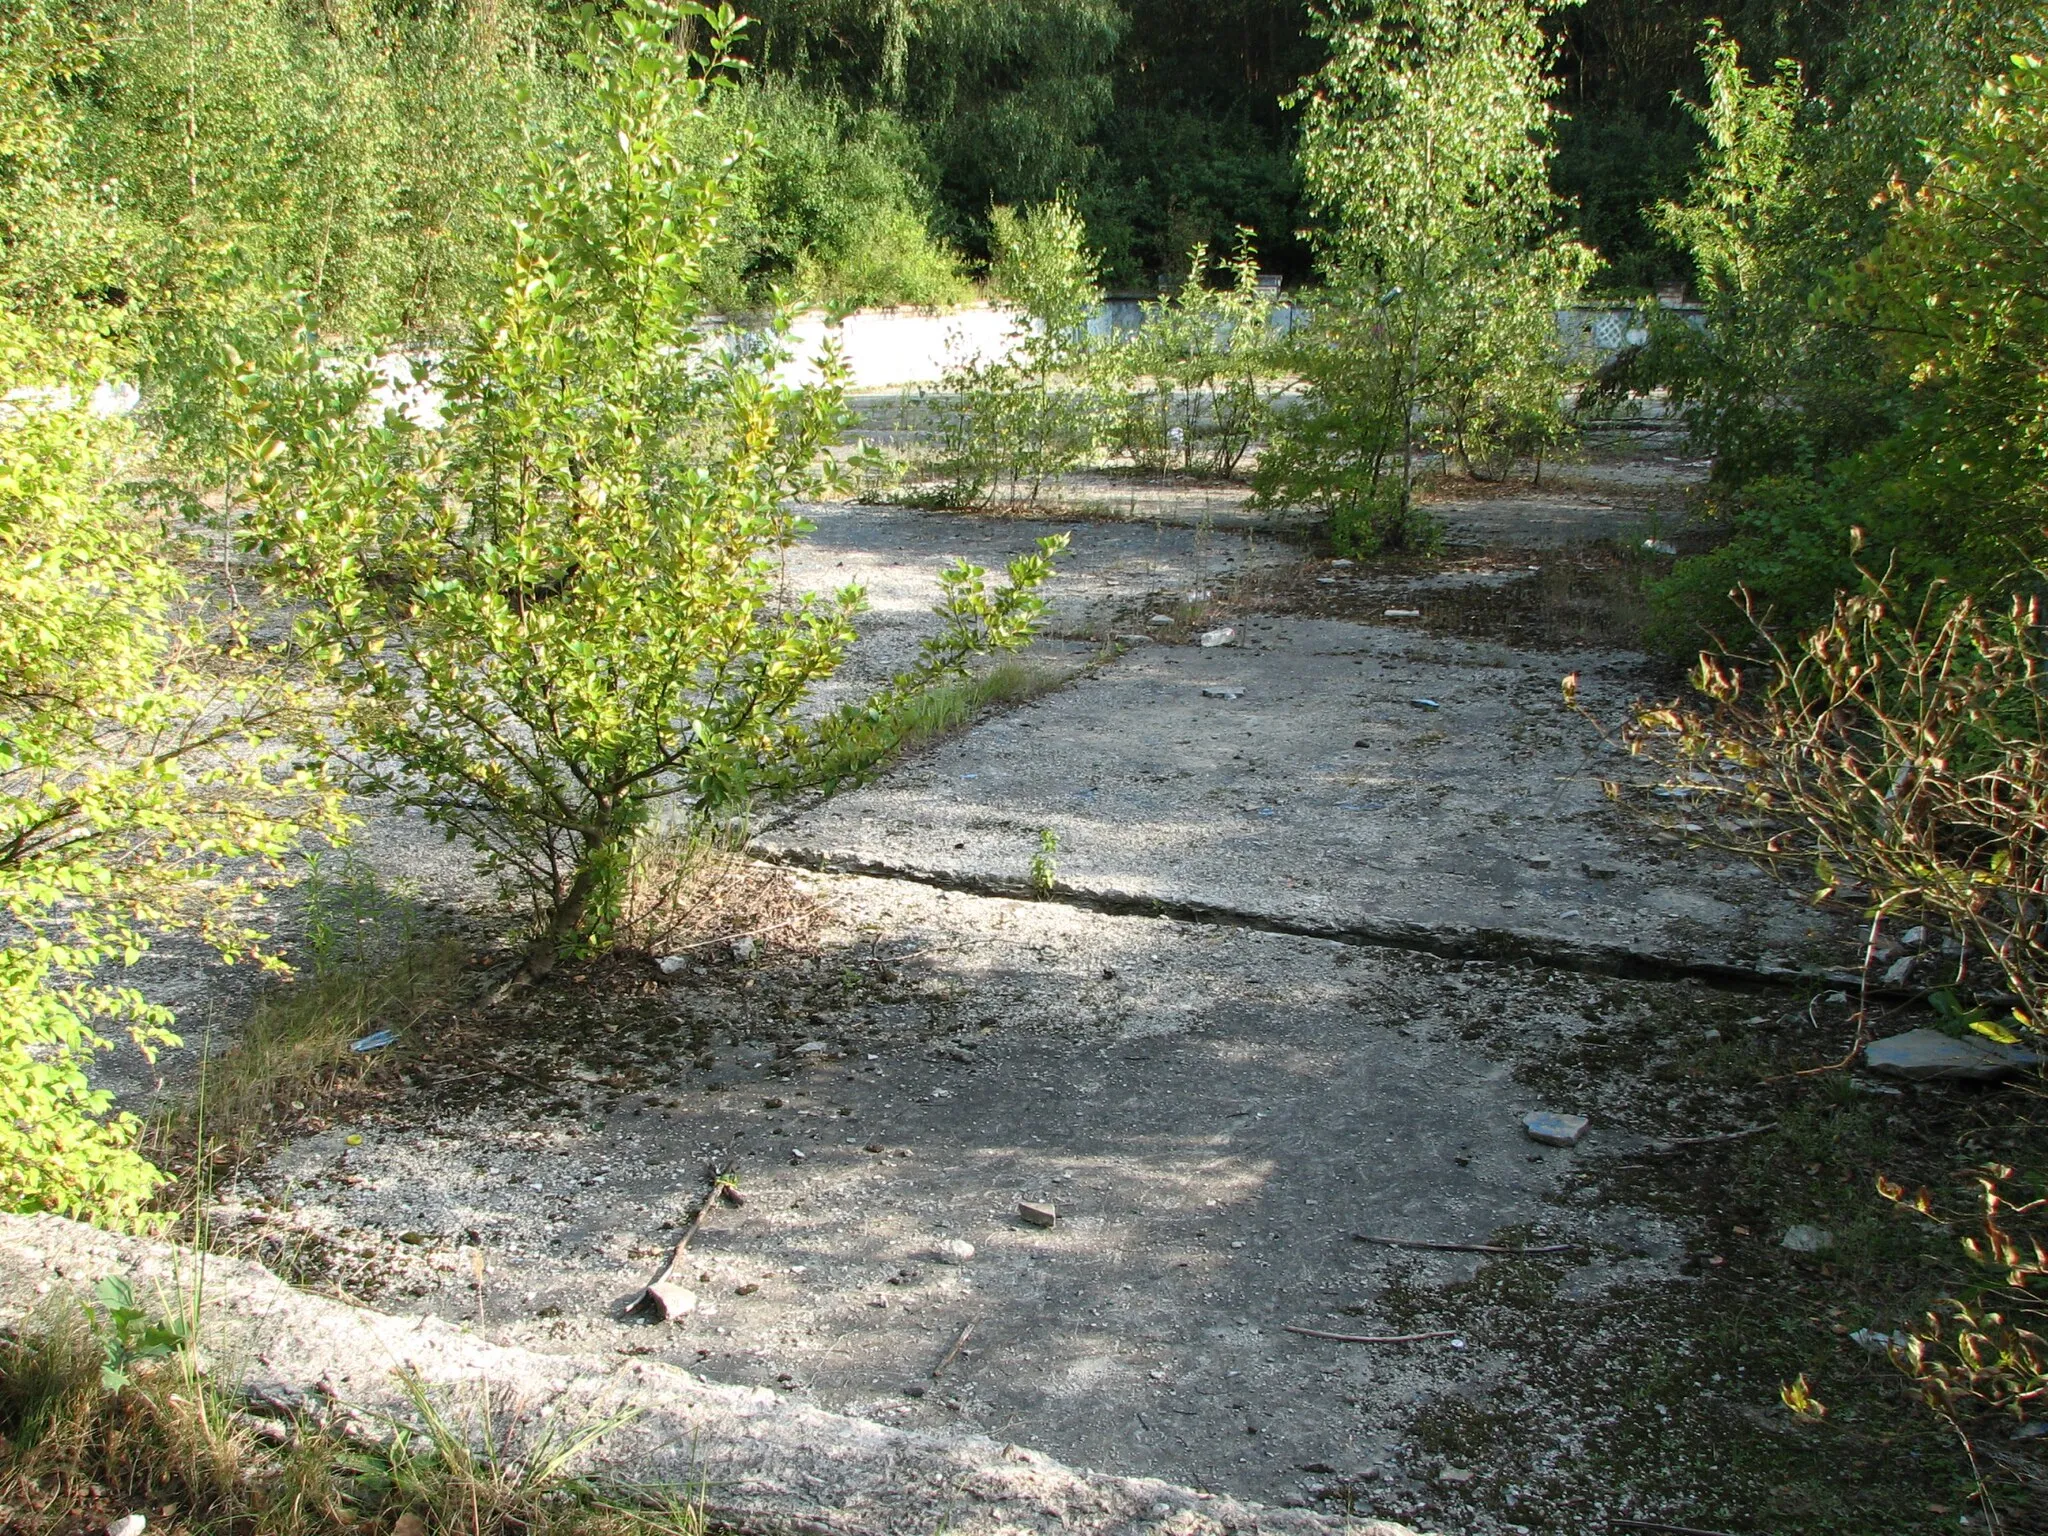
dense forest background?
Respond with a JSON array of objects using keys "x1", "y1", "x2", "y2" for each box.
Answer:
[
  {"x1": 21, "y1": 0, "x2": 2002, "y2": 329},
  {"x1": 721, "y1": 0, "x2": 1988, "y2": 292}
]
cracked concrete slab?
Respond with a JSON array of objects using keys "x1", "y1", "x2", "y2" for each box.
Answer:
[
  {"x1": 759, "y1": 616, "x2": 1841, "y2": 978},
  {"x1": 783, "y1": 504, "x2": 1294, "y2": 713},
  {"x1": 236, "y1": 872, "x2": 1713, "y2": 1530},
  {"x1": 0, "y1": 1212, "x2": 1419, "y2": 1536}
]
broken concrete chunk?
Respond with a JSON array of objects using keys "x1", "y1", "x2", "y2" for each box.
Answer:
[
  {"x1": 1522, "y1": 1110, "x2": 1590, "y2": 1147},
  {"x1": 1018, "y1": 1200, "x2": 1058, "y2": 1228},
  {"x1": 1198, "y1": 627, "x2": 1236, "y2": 648},
  {"x1": 1865, "y1": 1027, "x2": 2040, "y2": 1082},
  {"x1": 1780, "y1": 1225, "x2": 1833, "y2": 1254},
  {"x1": 655, "y1": 955, "x2": 689, "y2": 976},
  {"x1": 932, "y1": 1239, "x2": 976, "y2": 1264},
  {"x1": 633, "y1": 1280, "x2": 697, "y2": 1321}
]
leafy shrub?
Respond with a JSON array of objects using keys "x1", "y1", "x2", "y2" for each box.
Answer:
[
  {"x1": 1250, "y1": 299, "x2": 1424, "y2": 554},
  {"x1": 1103, "y1": 231, "x2": 1285, "y2": 478},
  {"x1": 0, "y1": 313, "x2": 340, "y2": 1228},
  {"x1": 1256, "y1": 0, "x2": 1590, "y2": 553},
  {"x1": 1641, "y1": 33, "x2": 2048, "y2": 644},
  {"x1": 235, "y1": 1, "x2": 1063, "y2": 984},
  {"x1": 918, "y1": 199, "x2": 1104, "y2": 506}
]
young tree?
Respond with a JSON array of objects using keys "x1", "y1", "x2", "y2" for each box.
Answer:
[
  {"x1": 1262, "y1": 0, "x2": 1591, "y2": 551},
  {"x1": 0, "y1": 3, "x2": 343, "y2": 1228},
  {"x1": 236, "y1": 0, "x2": 1063, "y2": 983},
  {"x1": 924, "y1": 198, "x2": 1103, "y2": 505}
]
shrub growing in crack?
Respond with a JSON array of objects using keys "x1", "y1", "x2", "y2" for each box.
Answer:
[{"x1": 233, "y1": 0, "x2": 1063, "y2": 986}]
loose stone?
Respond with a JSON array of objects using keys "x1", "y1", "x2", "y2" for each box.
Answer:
[
  {"x1": 1522, "y1": 1110, "x2": 1590, "y2": 1147},
  {"x1": 1865, "y1": 1027, "x2": 2040, "y2": 1082},
  {"x1": 1018, "y1": 1200, "x2": 1058, "y2": 1228},
  {"x1": 1781, "y1": 1225, "x2": 1833, "y2": 1254}
]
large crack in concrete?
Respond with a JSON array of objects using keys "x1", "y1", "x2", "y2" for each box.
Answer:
[{"x1": 751, "y1": 844, "x2": 1822, "y2": 988}]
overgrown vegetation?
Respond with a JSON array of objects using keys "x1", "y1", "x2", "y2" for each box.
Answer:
[
  {"x1": 1632, "y1": 14, "x2": 2048, "y2": 641},
  {"x1": 915, "y1": 200, "x2": 1105, "y2": 507},
  {"x1": 234, "y1": 3, "x2": 1064, "y2": 985},
  {"x1": 1255, "y1": 0, "x2": 1590, "y2": 554}
]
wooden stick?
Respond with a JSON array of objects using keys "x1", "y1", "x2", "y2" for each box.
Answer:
[
  {"x1": 1355, "y1": 1235, "x2": 1573, "y2": 1255},
  {"x1": 629, "y1": 1165, "x2": 732, "y2": 1319},
  {"x1": 1283, "y1": 1325, "x2": 1457, "y2": 1344},
  {"x1": 657, "y1": 916, "x2": 809, "y2": 957},
  {"x1": 1643, "y1": 1123, "x2": 1777, "y2": 1155},
  {"x1": 932, "y1": 1322, "x2": 975, "y2": 1380}
]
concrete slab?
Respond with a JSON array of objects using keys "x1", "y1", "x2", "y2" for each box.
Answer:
[
  {"x1": 246, "y1": 872, "x2": 1702, "y2": 1531},
  {"x1": 781, "y1": 502, "x2": 1293, "y2": 711},
  {"x1": 1, "y1": 1212, "x2": 1413, "y2": 1536},
  {"x1": 759, "y1": 616, "x2": 1839, "y2": 978}
]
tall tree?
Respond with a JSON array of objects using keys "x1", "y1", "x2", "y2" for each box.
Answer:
[{"x1": 1270, "y1": 0, "x2": 1591, "y2": 547}]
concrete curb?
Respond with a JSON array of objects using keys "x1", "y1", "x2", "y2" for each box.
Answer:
[{"x1": 0, "y1": 1214, "x2": 1427, "y2": 1536}]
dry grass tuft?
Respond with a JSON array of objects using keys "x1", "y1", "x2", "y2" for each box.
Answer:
[
  {"x1": 613, "y1": 824, "x2": 827, "y2": 960},
  {"x1": 0, "y1": 1299, "x2": 701, "y2": 1536}
]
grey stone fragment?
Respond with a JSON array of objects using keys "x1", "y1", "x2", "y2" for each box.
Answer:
[
  {"x1": 1880, "y1": 955, "x2": 1917, "y2": 986},
  {"x1": 1780, "y1": 1225, "x2": 1833, "y2": 1254},
  {"x1": 1864, "y1": 1027, "x2": 2040, "y2": 1082},
  {"x1": 1202, "y1": 688, "x2": 1243, "y2": 700},
  {"x1": 932, "y1": 1239, "x2": 975, "y2": 1264},
  {"x1": 1018, "y1": 1200, "x2": 1058, "y2": 1227},
  {"x1": 1198, "y1": 627, "x2": 1236, "y2": 648},
  {"x1": 1521, "y1": 1111, "x2": 1589, "y2": 1147}
]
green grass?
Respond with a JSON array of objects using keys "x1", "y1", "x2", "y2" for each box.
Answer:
[
  {"x1": 812, "y1": 658, "x2": 1065, "y2": 785},
  {"x1": 0, "y1": 1300, "x2": 700, "y2": 1536},
  {"x1": 146, "y1": 863, "x2": 472, "y2": 1191}
]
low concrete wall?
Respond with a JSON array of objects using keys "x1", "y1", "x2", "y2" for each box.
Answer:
[{"x1": 0, "y1": 1214, "x2": 1424, "y2": 1536}]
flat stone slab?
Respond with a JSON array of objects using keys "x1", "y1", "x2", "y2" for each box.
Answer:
[
  {"x1": 1864, "y1": 1027, "x2": 2041, "y2": 1082},
  {"x1": 0, "y1": 1213, "x2": 1412, "y2": 1536},
  {"x1": 784, "y1": 503, "x2": 1293, "y2": 714},
  {"x1": 250, "y1": 873, "x2": 1692, "y2": 1520},
  {"x1": 1522, "y1": 1111, "x2": 1590, "y2": 1147},
  {"x1": 761, "y1": 615, "x2": 1840, "y2": 978}
]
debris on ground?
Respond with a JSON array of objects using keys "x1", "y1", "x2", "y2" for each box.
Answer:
[
  {"x1": 1522, "y1": 1110, "x2": 1590, "y2": 1147},
  {"x1": 1017, "y1": 1200, "x2": 1058, "y2": 1227},
  {"x1": 1864, "y1": 1027, "x2": 2040, "y2": 1082}
]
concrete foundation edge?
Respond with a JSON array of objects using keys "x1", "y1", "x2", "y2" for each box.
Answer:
[{"x1": 0, "y1": 1213, "x2": 1426, "y2": 1536}]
